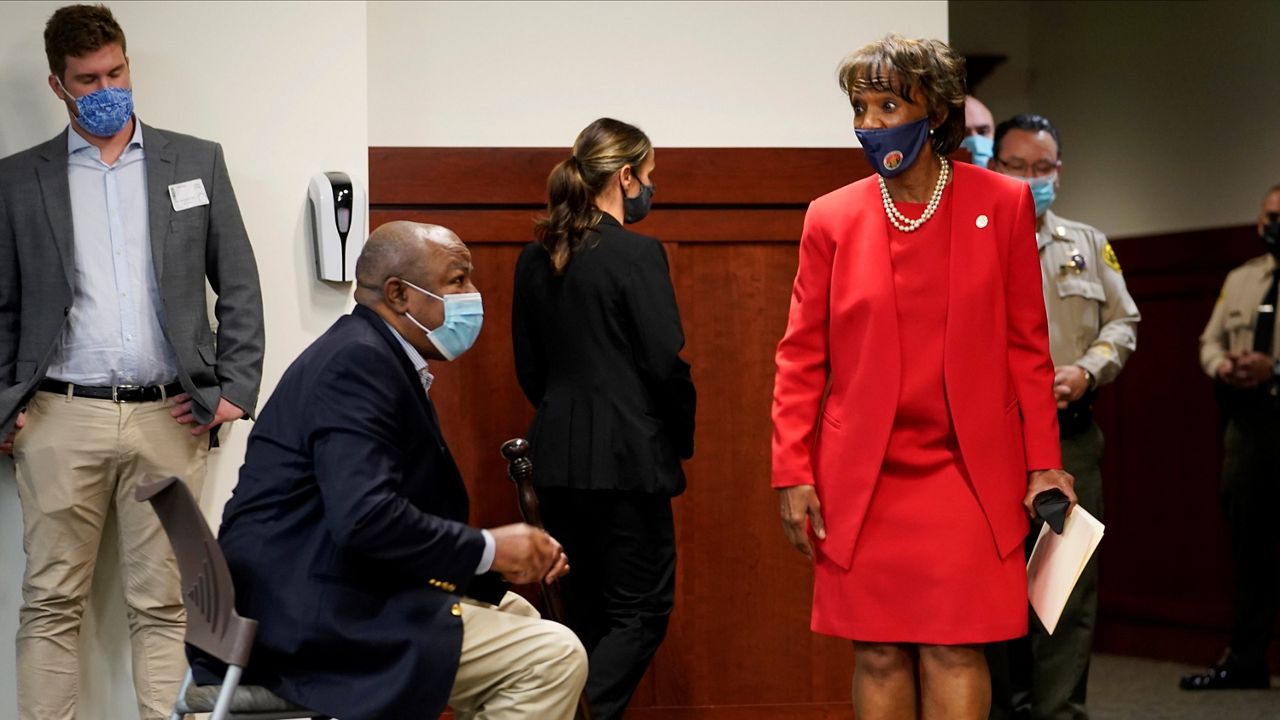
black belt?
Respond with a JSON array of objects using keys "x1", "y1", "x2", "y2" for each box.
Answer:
[{"x1": 38, "y1": 379, "x2": 183, "y2": 403}]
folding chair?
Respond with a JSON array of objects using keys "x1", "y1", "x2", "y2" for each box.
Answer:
[{"x1": 135, "y1": 475, "x2": 329, "y2": 720}]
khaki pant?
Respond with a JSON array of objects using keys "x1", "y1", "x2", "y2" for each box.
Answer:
[
  {"x1": 12, "y1": 390, "x2": 208, "y2": 720},
  {"x1": 450, "y1": 592, "x2": 589, "y2": 720}
]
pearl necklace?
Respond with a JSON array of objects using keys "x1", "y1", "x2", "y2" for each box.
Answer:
[{"x1": 878, "y1": 157, "x2": 950, "y2": 233}]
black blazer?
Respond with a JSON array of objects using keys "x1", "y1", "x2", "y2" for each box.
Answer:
[
  {"x1": 192, "y1": 304, "x2": 504, "y2": 720},
  {"x1": 513, "y1": 214, "x2": 695, "y2": 496}
]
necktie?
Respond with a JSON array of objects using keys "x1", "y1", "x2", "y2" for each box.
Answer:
[{"x1": 1254, "y1": 270, "x2": 1279, "y2": 355}]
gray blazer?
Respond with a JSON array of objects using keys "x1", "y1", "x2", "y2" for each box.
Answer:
[{"x1": 0, "y1": 123, "x2": 265, "y2": 433}]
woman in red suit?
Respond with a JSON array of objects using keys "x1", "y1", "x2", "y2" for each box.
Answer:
[{"x1": 772, "y1": 35, "x2": 1076, "y2": 719}]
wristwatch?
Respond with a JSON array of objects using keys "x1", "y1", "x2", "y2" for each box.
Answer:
[{"x1": 1080, "y1": 367, "x2": 1096, "y2": 391}]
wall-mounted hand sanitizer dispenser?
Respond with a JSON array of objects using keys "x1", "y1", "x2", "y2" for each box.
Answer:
[{"x1": 308, "y1": 171, "x2": 366, "y2": 282}]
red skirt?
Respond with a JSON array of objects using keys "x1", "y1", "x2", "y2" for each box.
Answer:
[{"x1": 811, "y1": 448, "x2": 1028, "y2": 643}]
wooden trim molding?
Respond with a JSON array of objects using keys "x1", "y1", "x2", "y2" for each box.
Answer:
[
  {"x1": 370, "y1": 146, "x2": 874, "y2": 206},
  {"x1": 370, "y1": 147, "x2": 874, "y2": 244}
]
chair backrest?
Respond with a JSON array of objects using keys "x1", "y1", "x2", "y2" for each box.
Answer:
[{"x1": 135, "y1": 475, "x2": 258, "y2": 668}]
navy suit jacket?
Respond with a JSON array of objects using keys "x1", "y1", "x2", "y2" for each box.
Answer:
[{"x1": 193, "y1": 304, "x2": 504, "y2": 720}]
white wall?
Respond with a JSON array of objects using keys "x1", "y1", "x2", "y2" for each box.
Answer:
[
  {"x1": 0, "y1": 2, "x2": 367, "y2": 718},
  {"x1": 368, "y1": 0, "x2": 949, "y2": 147},
  {"x1": 952, "y1": 0, "x2": 1280, "y2": 237}
]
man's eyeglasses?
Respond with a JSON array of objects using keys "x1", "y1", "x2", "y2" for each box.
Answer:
[{"x1": 993, "y1": 158, "x2": 1060, "y2": 177}]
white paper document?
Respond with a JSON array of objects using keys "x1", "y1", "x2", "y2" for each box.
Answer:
[{"x1": 1026, "y1": 506, "x2": 1105, "y2": 634}]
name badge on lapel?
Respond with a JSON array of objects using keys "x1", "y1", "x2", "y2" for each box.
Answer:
[{"x1": 168, "y1": 179, "x2": 209, "y2": 212}]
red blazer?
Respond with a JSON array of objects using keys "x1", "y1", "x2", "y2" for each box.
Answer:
[{"x1": 771, "y1": 161, "x2": 1061, "y2": 569}]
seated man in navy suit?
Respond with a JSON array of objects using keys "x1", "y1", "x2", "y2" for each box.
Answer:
[{"x1": 196, "y1": 221, "x2": 587, "y2": 720}]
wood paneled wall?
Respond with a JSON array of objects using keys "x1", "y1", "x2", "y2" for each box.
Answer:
[
  {"x1": 371, "y1": 148, "x2": 865, "y2": 716},
  {"x1": 1089, "y1": 225, "x2": 1278, "y2": 668},
  {"x1": 370, "y1": 146, "x2": 1271, "y2": 715}
]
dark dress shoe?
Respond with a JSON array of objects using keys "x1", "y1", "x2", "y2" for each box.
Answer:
[{"x1": 1179, "y1": 664, "x2": 1271, "y2": 690}]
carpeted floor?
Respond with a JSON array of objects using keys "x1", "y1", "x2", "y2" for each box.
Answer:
[{"x1": 1089, "y1": 654, "x2": 1280, "y2": 720}]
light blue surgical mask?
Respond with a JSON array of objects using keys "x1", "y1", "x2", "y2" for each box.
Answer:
[
  {"x1": 1016, "y1": 173, "x2": 1058, "y2": 217},
  {"x1": 959, "y1": 134, "x2": 994, "y2": 168},
  {"x1": 56, "y1": 76, "x2": 134, "y2": 138},
  {"x1": 400, "y1": 280, "x2": 484, "y2": 361}
]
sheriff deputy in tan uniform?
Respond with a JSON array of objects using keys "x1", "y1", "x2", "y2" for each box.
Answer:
[
  {"x1": 1181, "y1": 184, "x2": 1280, "y2": 692},
  {"x1": 984, "y1": 114, "x2": 1140, "y2": 720}
]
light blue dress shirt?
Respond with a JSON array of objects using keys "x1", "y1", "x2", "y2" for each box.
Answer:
[
  {"x1": 383, "y1": 319, "x2": 495, "y2": 575},
  {"x1": 45, "y1": 121, "x2": 180, "y2": 386}
]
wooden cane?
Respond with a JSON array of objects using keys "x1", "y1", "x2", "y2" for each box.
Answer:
[{"x1": 501, "y1": 438, "x2": 593, "y2": 720}]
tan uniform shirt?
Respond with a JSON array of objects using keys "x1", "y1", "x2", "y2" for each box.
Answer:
[
  {"x1": 1199, "y1": 253, "x2": 1280, "y2": 377},
  {"x1": 1038, "y1": 210, "x2": 1141, "y2": 386}
]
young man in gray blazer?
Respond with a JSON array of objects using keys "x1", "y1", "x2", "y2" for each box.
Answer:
[{"x1": 0, "y1": 6, "x2": 264, "y2": 719}]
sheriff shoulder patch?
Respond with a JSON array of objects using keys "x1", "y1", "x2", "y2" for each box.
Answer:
[{"x1": 1103, "y1": 242, "x2": 1122, "y2": 272}]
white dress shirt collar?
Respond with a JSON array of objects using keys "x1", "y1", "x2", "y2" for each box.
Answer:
[
  {"x1": 382, "y1": 319, "x2": 433, "y2": 394},
  {"x1": 66, "y1": 116, "x2": 144, "y2": 160}
]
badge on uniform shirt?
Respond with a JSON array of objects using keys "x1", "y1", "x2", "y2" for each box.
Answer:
[
  {"x1": 1103, "y1": 242, "x2": 1123, "y2": 272},
  {"x1": 1061, "y1": 249, "x2": 1087, "y2": 275},
  {"x1": 168, "y1": 178, "x2": 209, "y2": 212}
]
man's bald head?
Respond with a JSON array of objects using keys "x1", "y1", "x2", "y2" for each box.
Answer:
[
  {"x1": 354, "y1": 221, "x2": 477, "y2": 360},
  {"x1": 356, "y1": 221, "x2": 465, "y2": 296},
  {"x1": 965, "y1": 95, "x2": 994, "y2": 138}
]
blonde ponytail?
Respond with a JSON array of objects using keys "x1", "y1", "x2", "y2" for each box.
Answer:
[{"x1": 534, "y1": 118, "x2": 651, "y2": 274}]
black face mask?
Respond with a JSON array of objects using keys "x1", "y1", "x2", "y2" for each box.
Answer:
[
  {"x1": 622, "y1": 173, "x2": 655, "y2": 224},
  {"x1": 1263, "y1": 213, "x2": 1280, "y2": 258}
]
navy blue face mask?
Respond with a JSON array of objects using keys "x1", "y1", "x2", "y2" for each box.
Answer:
[{"x1": 855, "y1": 115, "x2": 931, "y2": 179}]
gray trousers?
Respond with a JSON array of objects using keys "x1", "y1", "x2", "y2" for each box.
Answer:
[{"x1": 988, "y1": 422, "x2": 1104, "y2": 720}]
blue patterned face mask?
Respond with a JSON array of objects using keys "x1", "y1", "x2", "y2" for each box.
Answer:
[
  {"x1": 57, "y1": 76, "x2": 134, "y2": 138},
  {"x1": 959, "y1": 134, "x2": 994, "y2": 168},
  {"x1": 855, "y1": 115, "x2": 931, "y2": 179},
  {"x1": 400, "y1": 280, "x2": 484, "y2": 361}
]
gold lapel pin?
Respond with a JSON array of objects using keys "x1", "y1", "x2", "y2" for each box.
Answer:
[{"x1": 1061, "y1": 250, "x2": 1087, "y2": 275}]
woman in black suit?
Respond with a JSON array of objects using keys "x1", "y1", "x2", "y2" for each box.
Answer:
[{"x1": 512, "y1": 117, "x2": 695, "y2": 719}]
